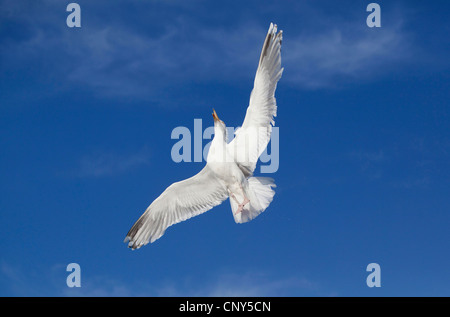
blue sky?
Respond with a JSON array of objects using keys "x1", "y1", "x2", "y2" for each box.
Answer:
[{"x1": 1, "y1": 0, "x2": 449, "y2": 296}]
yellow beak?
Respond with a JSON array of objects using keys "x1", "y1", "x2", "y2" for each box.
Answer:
[{"x1": 212, "y1": 109, "x2": 220, "y2": 122}]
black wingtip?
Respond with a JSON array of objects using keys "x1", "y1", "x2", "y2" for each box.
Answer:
[{"x1": 259, "y1": 31, "x2": 273, "y2": 67}]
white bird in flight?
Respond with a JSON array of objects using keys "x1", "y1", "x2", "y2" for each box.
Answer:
[{"x1": 124, "y1": 23, "x2": 283, "y2": 249}]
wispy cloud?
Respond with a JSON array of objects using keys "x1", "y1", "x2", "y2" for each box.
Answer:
[
  {"x1": 349, "y1": 149, "x2": 386, "y2": 163},
  {"x1": 76, "y1": 147, "x2": 150, "y2": 178},
  {"x1": 348, "y1": 149, "x2": 387, "y2": 180},
  {"x1": 0, "y1": 261, "x2": 64, "y2": 296},
  {"x1": 65, "y1": 272, "x2": 317, "y2": 297},
  {"x1": 0, "y1": 1, "x2": 417, "y2": 101},
  {"x1": 197, "y1": 272, "x2": 318, "y2": 297},
  {"x1": 284, "y1": 22, "x2": 412, "y2": 88},
  {"x1": 1, "y1": 260, "x2": 321, "y2": 297}
]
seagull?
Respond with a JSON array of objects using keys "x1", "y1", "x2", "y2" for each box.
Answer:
[{"x1": 124, "y1": 23, "x2": 283, "y2": 249}]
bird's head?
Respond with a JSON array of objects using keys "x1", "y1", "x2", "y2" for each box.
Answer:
[{"x1": 212, "y1": 109, "x2": 227, "y2": 141}]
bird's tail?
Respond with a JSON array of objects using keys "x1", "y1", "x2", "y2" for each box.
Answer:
[{"x1": 231, "y1": 177, "x2": 276, "y2": 224}]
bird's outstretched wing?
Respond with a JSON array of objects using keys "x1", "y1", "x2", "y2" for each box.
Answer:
[
  {"x1": 124, "y1": 166, "x2": 228, "y2": 249},
  {"x1": 228, "y1": 23, "x2": 283, "y2": 175}
]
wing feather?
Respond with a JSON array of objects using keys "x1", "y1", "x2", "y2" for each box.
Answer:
[
  {"x1": 124, "y1": 165, "x2": 228, "y2": 249},
  {"x1": 228, "y1": 23, "x2": 283, "y2": 173}
]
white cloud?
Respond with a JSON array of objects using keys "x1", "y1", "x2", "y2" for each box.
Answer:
[
  {"x1": 348, "y1": 149, "x2": 387, "y2": 180},
  {"x1": 76, "y1": 147, "x2": 150, "y2": 177},
  {"x1": 200, "y1": 272, "x2": 318, "y2": 297},
  {"x1": 283, "y1": 21, "x2": 412, "y2": 88},
  {"x1": 146, "y1": 270, "x2": 321, "y2": 297},
  {"x1": 61, "y1": 19, "x2": 414, "y2": 93},
  {"x1": 1, "y1": 1, "x2": 416, "y2": 100},
  {"x1": 1, "y1": 259, "x2": 323, "y2": 297}
]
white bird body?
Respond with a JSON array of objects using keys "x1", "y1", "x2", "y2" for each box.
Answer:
[{"x1": 125, "y1": 23, "x2": 283, "y2": 249}]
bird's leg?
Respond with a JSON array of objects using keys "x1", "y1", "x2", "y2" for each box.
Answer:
[
  {"x1": 234, "y1": 184, "x2": 250, "y2": 215},
  {"x1": 229, "y1": 191, "x2": 245, "y2": 214},
  {"x1": 228, "y1": 190, "x2": 240, "y2": 205},
  {"x1": 235, "y1": 197, "x2": 250, "y2": 214},
  {"x1": 239, "y1": 183, "x2": 250, "y2": 206}
]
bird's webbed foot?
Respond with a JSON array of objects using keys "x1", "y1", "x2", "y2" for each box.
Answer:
[{"x1": 234, "y1": 197, "x2": 250, "y2": 214}]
